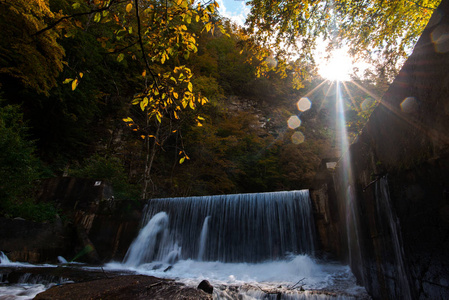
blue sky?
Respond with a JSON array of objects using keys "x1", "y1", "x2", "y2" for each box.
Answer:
[{"x1": 216, "y1": 0, "x2": 250, "y2": 26}]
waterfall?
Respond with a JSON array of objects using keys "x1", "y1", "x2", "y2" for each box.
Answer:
[
  {"x1": 0, "y1": 252, "x2": 11, "y2": 265},
  {"x1": 375, "y1": 177, "x2": 412, "y2": 299},
  {"x1": 123, "y1": 190, "x2": 316, "y2": 266},
  {"x1": 345, "y1": 186, "x2": 364, "y2": 284},
  {"x1": 197, "y1": 216, "x2": 210, "y2": 261}
]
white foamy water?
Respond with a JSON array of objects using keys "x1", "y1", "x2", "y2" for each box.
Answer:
[
  {"x1": 105, "y1": 255, "x2": 368, "y2": 298},
  {"x1": 0, "y1": 284, "x2": 49, "y2": 300}
]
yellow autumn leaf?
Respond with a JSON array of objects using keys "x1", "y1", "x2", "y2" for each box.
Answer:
[
  {"x1": 179, "y1": 157, "x2": 185, "y2": 164},
  {"x1": 173, "y1": 92, "x2": 179, "y2": 99},
  {"x1": 72, "y1": 79, "x2": 78, "y2": 90},
  {"x1": 188, "y1": 81, "x2": 193, "y2": 92},
  {"x1": 142, "y1": 70, "x2": 146, "y2": 77},
  {"x1": 140, "y1": 97, "x2": 148, "y2": 111},
  {"x1": 79, "y1": 72, "x2": 83, "y2": 78},
  {"x1": 126, "y1": 3, "x2": 132, "y2": 13}
]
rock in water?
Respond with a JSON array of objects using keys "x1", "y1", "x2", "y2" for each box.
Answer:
[{"x1": 197, "y1": 280, "x2": 213, "y2": 294}]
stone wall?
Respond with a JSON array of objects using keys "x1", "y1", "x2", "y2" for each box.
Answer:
[
  {"x1": 313, "y1": 1, "x2": 449, "y2": 299},
  {"x1": 0, "y1": 177, "x2": 142, "y2": 264}
]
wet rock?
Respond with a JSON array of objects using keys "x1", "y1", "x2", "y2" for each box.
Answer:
[
  {"x1": 198, "y1": 279, "x2": 213, "y2": 294},
  {"x1": 34, "y1": 274, "x2": 212, "y2": 299}
]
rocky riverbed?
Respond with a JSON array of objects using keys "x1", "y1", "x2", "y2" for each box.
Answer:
[{"x1": 1, "y1": 266, "x2": 212, "y2": 299}]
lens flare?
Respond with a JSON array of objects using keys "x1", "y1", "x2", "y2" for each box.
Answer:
[
  {"x1": 400, "y1": 97, "x2": 418, "y2": 114},
  {"x1": 291, "y1": 131, "x2": 305, "y2": 144},
  {"x1": 297, "y1": 97, "x2": 312, "y2": 112},
  {"x1": 287, "y1": 116, "x2": 301, "y2": 129}
]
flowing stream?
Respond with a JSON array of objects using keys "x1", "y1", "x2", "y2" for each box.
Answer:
[{"x1": 0, "y1": 190, "x2": 370, "y2": 299}]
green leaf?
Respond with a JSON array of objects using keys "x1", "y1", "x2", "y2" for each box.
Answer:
[
  {"x1": 117, "y1": 53, "x2": 125, "y2": 62},
  {"x1": 179, "y1": 157, "x2": 185, "y2": 164},
  {"x1": 72, "y1": 2, "x2": 81, "y2": 9},
  {"x1": 94, "y1": 12, "x2": 101, "y2": 22}
]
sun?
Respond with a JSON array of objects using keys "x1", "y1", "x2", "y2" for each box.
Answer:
[{"x1": 317, "y1": 48, "x2": 353, "y2": 82}]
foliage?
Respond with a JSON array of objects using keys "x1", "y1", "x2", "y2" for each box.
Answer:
[
  {"x1": 69, "y1": 154, "x2": 140, "y2": 200},
  {"x1": 0, "y1": 0, "x2": 65, "y2": 95},
  {"x1": 3, "y1": 200, "x2": 59, "y2": 223},
  {"x1": 0, "y1": 101, "x2": 57, "y2": 221},
  {"x1": 0, "y1": 0, "x2": 406, "y2": 201},
  {"x1": 0, "y1": 103, "x2": 40, "y2": 201},
  {"x1": 245, "y1": 0, "x2": 441, "y2": 78}
]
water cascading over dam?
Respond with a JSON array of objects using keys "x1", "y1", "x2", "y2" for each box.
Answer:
[{"x1": 123, "y1": 190, "x2": 316, "y2": 266}]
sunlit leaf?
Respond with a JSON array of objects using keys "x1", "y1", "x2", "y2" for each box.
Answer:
[
  {"x1": 188, "y1": 81, "x2": 193, "y2": 92},
  {"x1": 94, "y1": 12, "x2": 101, "y2": 22},
  {"x1": 117, "y1": 53, "x2": 124, "y2": 62},
  {"x1": 179, "y1": 157, "x2": 185, "y2": 164},
  {"x1": 71, "y1": 79, "x2": 78, "y2": 90},
  {"x1": 126, "y1": 3, "x2": 133, "y2": 13},
  {"x1": 63, "y1": 78, "x2": 73, "y2": 84}
]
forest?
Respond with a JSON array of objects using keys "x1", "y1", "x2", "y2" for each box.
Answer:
[{"x1": 0, "y1": 0, "x2": 438, "y2": 221}]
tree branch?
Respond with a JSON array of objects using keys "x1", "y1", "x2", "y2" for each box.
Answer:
[
  {"x1": 33, "y1": 0, "x2": 123, "y2": 36},
  {"x1": 134, "y1": 0, "x2": 160, "y2": 89}
]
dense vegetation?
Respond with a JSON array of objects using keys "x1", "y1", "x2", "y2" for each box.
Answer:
[{"x1": 0, "y1": 0, "x2": 438, "y2": 220}]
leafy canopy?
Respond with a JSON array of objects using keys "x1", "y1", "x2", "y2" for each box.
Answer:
[{"x1": 246, "y1": 0, "x2": 441, "y2": 70}]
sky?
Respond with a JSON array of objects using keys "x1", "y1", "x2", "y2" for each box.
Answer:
[{"x1": 215, "y1": 0, "x2": 250, "y2": 26}]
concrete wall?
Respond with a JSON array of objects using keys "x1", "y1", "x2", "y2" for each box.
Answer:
[{"x1": 312, "y1": 1, "x2": 449, "y2": 298}]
